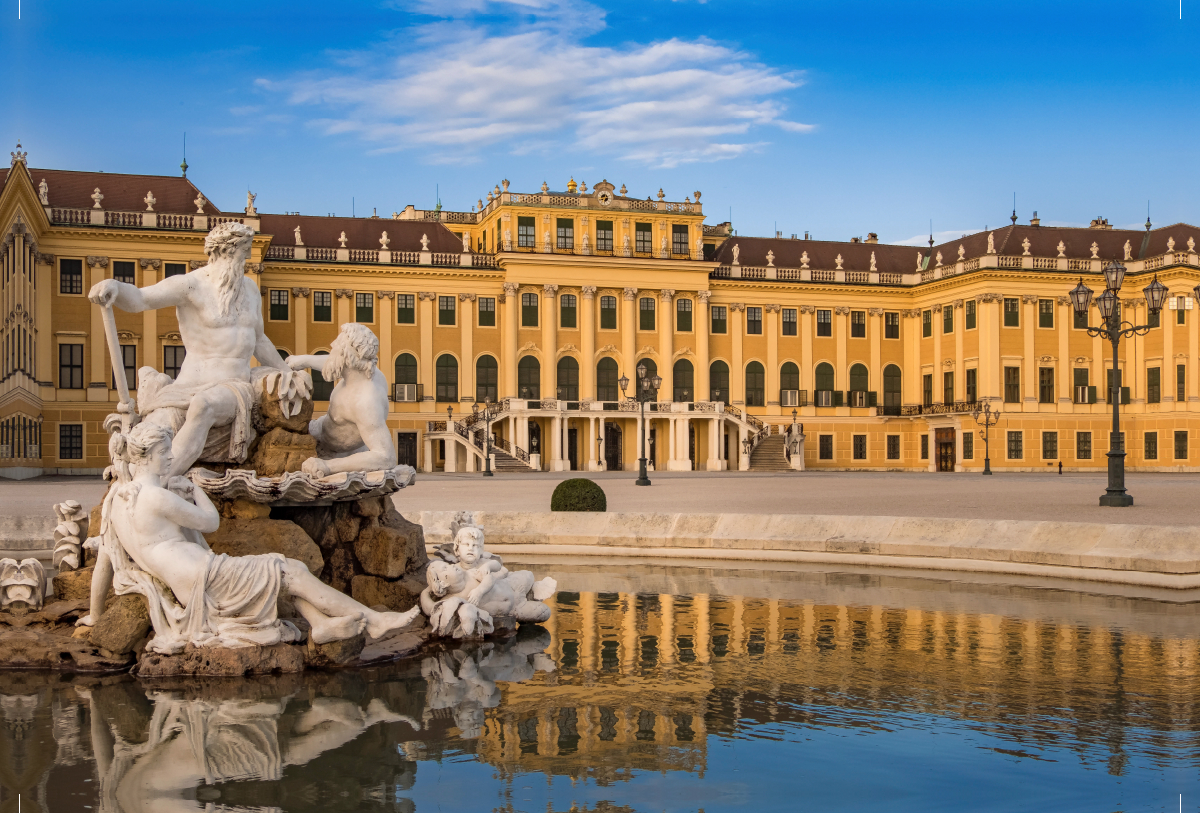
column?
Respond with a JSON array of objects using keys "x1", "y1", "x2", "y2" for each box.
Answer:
[
  {"x1": 765, "y1": 304, "x2": 780, "y2": 414},
  {"x1": 730, "y1": 304, "x2": 745, "y2": 404},
  {"x1": 36, "y1": 257, "x2": 53, "y2": 395},
  {"x1": 292, "y1": 288, "x2": 310, "y2": 359},
  {"x1": 696, "y1": 291, "x2": 711, "y2": 400},
  {"x1": 800, "y1": 305, "x2": 815, "y2": 411},
  {"x1": 1126, "y1": 299, "x2": 1140, "y2": 403},
  {"x1": 597, "y1": 415, "x2": 606, "y2": 470},
  {"x1": 1022, "y1": 295, "x2": 1037, "y2": 409},
  {"x1": 982, "y1": 294, "x2": 1002, "y2": 402},
  {"x1": 375, "y1": 291, "x2": 393, "y2": 399},
  {"x1": 551, "y1": 414, "x2": 564, "y2": 471},
  {"x1": 903, "y1": 310, "x2": 921, "y2": 405},
  {"x1": 621, "y1": 288, "x2": 637, "y2": 380},
  {"x1": 459, "y1": 293, "x2": 475, "y2": 402},
  {"x1": 658, "y1": 289, "x2": 675, "y2": 399},
  {"x1": 1163, "y1": 298, "x2": 1175, "y2": 406},
  {"x1": 1055, "y1": 296, "x2": 1070, "y2": 410},
  {"x1": 953, "y1": 301, "x2": 965, "y2": 401},
  {"x1": 706, "y1": 416, "x2": 721, "y2": 471},
  {"x1": 869, "y1": 308, "x2": 883, "y2": 396},
  {"x1": 416, "y1": 291, "x2": 435, "y2": 411},
  {"x1": 502, "y1": 283, "x2": 519, "y2": 397},
  {"x1": 668, "y1": 416, "x2": 676, "y2": 466},
  {"x1": 1092, "y1": 317, "x2": 1106, "y2": 404},
  {"x1": 336, "y1": 288, "x2": 354, "y2": 326},
  {"x1": 835, "y1": 306, "x2": 849, "y2": 404},
  {"x1": 542, "y1": 284, "x2": 558, "y2": 400},
  {"x1": 139, "y1": 259, "x2": 160, "y2": 376},
  {"x1": 1190, "y1": 298, "x2": 1199, "y2": 402},
  {"x1": 587, "y1": 416, "x2": 597, "y2": 471},
  {"x1": 87, "y1": 256, "x2": 109, "y2": 398},
  {"x1": 581, "y1": 286, "x2": 597, "y2": 400},
  {"x1": 931, "y1": 304, "x2": 943, "y2": 403}
]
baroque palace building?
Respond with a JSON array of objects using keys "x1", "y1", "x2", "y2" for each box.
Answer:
[{"x1": 3, "y1": 144, "x2": 1200, "y2": 478}]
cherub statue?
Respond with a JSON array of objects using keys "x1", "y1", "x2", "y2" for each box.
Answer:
[
  {"x1": 77, "y1": 421, "x2": 417, "y2": 652},
  {"x1": 285, "y1": 323, "x2": 397, "y2": 477},
  {"x1": 420, "y1": 518, "x2": 555, "y2": 639}
]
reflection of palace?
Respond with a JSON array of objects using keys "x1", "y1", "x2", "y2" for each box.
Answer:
[{"x1": 6, "y1": 150, "x2": 1200, "y2": 478}]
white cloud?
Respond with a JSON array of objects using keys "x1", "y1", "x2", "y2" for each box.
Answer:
[{"x1": 266, "y1": 0, "x2": 811, "y2": 167}]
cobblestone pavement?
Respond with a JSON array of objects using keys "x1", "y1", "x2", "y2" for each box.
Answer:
[{"x1": 3, "y1": 470, "x2": 1197, "y2": 527}]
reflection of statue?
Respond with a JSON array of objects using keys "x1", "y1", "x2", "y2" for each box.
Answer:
[
  {"x1": 420, "y1": 521, "x2": 555, "y2": 638},
  {"x1": 87, "y1": 222, "x2": 309, "y2": 476},
  {"x1": 76, "y1": 422, "x2": 417, "y2": 652},
  {"x1": 286, "y1": 323, "x2": 396, "y2": 477}
]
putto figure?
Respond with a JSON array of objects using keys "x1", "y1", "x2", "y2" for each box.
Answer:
[
  {"x1": 77, "y1": 421, "x2": 416, "y2": 653},
  {"x1": 285, "y1": 323, "x2": 397, "y2": 477},
  {"x1": 88, "y1": 222, "x2": 310, "y2": 476}
]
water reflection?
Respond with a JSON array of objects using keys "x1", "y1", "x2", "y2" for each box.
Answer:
[{"x1": 0, "y1": 563, "x2": 1197, "y2": 812}]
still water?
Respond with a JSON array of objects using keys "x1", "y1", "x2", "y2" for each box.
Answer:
[{"x1": 1, "y1": 560, "x2": 1197, "y2": 813}]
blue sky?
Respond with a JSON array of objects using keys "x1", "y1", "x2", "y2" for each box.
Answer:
[{"x1": 3, "y1": 0, "x2": 1197, "y2": 244}]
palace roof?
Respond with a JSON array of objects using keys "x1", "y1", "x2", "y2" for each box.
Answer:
[
  {"x1": 258, "y1": 213, "x2": 467, "y2": 253},
  {"x1": 0, "y1": 166, "x2": 224, "y2": 215}
]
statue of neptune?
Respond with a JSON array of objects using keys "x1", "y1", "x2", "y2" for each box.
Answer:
[{"x1": 88, "y1": 222, "x2": 309, "y2": 477}]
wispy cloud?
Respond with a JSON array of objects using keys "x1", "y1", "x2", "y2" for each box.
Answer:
[{"x1": 263, "y1": 0, "x2": 811, "y2": 167}]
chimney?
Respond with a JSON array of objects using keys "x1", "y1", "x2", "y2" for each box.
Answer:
[
  {"x1": 850, "y1": 237, "x2": 861, "y2": 243},
  {"x1": 776, "y1": 231, "x2": 783, "y2": 238},
  {"x1": 866, "y1": 232, "x2": 878, "y2": 244},
  {"x1": 1030, "y1": 211, "x2": 1040, "y2": 227},
  {"x1": 804, "y1": 231, "x2": 810, "y2": 240}
]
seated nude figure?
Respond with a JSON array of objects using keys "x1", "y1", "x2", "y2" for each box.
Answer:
[
  {"x1": 77, "y1": 422, "x2": 417, "y2": 651},
  {"x1": 285, "y1": 323, "x2": 396, "y2": 477},
  {"x1": 88, "y1": 222, "x2": 308, "y2": 477}
]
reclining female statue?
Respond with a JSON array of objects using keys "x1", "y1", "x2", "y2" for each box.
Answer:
[{"x1": 77, "y1": 421, "x2": 417, "y2": 653}]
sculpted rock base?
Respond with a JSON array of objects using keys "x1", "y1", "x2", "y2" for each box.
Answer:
[
  {"x1": 89, "y1": 594, "x2": 151, "y2": 655},
  {"x1": 138, "y1": 641, "x2": 307, "y2": 677},
  {"x1": 52, "y1": 567, "x2": 94, "y2": 601},
  {"x1": 245, "y1": 426, "x2": 318, "y2": 476},
  {"x1": 205, "y1": 516, "x2": 324, "y2": 576}
]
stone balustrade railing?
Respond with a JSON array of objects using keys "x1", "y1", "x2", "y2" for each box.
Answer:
[
  {"x1": 396, "y1": 190, "x2": 702, "y2": 225},
  {"x1": 49, "y1": 207, "x2": 255, "y2": 233}
]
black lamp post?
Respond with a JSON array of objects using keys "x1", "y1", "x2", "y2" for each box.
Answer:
[
  {"x1": 1069, "y1": 263, "x2": 1168, "y2": 506},
  {"x1": 971, "y1": 401, "x2": 1000, "y2": 475},
  {"x1": 473, "y1": 398, "x2": 494, "y2": 476},
  {"x1": 620, "y1": 363, "x2": 660, "y2": 486}
]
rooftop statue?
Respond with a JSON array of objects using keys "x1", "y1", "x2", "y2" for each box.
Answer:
[{"x1": 87, "y1": 222, "x2": 310, "y2": 476}]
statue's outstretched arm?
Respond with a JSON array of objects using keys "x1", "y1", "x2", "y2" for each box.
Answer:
[
  {"x1": 88, "y1": 273, "x2": 189, "y2": 313},
  {"x1": 285, "y1": 354, "x2": 328, "y2": 373}
]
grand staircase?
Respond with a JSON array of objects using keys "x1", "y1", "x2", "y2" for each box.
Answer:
[
  {"x1": 489, "y1": 447, "x2": 532, "y2": 472},
  {"x1": 748, "y1": 435, "x2": 791, "y2": 472}
]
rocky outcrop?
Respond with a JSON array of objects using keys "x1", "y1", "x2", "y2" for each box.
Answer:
[
  {"x1": 205, "y1": 516, "x2": 323, "y2": 576},
  {"x1": 138, "y1": 641, "x2": 307, "y2": 677},
  {"x1": 52, "y1": 567, "x2": 94, "y2": 601},
  {"x1": 0, "y1": 628, "x2": 132, "y2": 671},
  {"x1": 89, "y1": 594, "x2": 151, "y2": 655},
  {"x1": 245, "y1": 426, "x2": 317, "y2": 476}
]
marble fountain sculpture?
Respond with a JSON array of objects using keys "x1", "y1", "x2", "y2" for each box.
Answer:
[{"x1": 0, "y1": 221, "x2": 558, "y2": 676}]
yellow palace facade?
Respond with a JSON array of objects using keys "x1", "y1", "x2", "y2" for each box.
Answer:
[{"x1": 3, "y1": 148, "x2": 1200, "y2": 478}]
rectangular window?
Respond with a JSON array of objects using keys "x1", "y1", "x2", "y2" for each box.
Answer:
[
  {"x1": 1074, "y1": 308, "x2": 1089, "y2": 330},
  {"x1": 478, "y1": 297, "x2": 496, "y2": 326},
  {"x1": 920, "y1": 434, "x2": 929, "y2": 459},
  {"x1": 886, "y1": 435, "x2": 900, "y2": 460},
  {"x1": 112, "y1": 260, "x2": 135, "y2": 285},
  {"x1": 1074, "y1": 368, "x2": 1090, "y2": 403},
  {"x1": 59, "y1": 259, "x2": 83, "y2": 294},
  {"x1": 438, "y1": 295, "x2": 456, "y2": 326},
  {"x1": 711, "y1": 305, "x2": 727, "y2": 334},
  {"x1": 1039, "y1": 367, "x2": 1055, "y2": 403},
  {"x1": 677, "y1": 299, "x2": 692, "y2": 332},
  {"x1": 943, "y1": 371, "x2": 954, "y2": 404},
  {"x1": 163, "y1": 345, "x2": 185, "y2": 379},
  {"x1": 966, "y1": 368, "x2": 977, "y2": 402},
  {"x1": 113, "y1": 344, "x2": 136, "y2": 391},
  {"x1": 816, "y1": 309, "x2": 832, "y2": 337},
  {"x1": 819, "y1": 435, "x2": 833, "y2": 460},
  {"x1": 600, "y1": 295, "x2": 618, "y2": 330},
  {"x1": 1004, "y1": 366, "x2": 1021, "y2": 403},
  {"x1": 963, "y1": 432, "x2": 974, "y2": 459},
  {"x1": 1004, "y1": 298, "x2": 1020, "y2": 327},
  {"x1": 1179, "y1": 364, "x2": 1186, "y2": 402},
  {"x1": 851, "y1": 310, "x2": 866, "y2": 338},
  {"x1": 1144, "y1": 431, "x2": 1158, "y2": 460},
  {"x1": 269, "y1": 289, "x2": 289, "y2": 321},
  {"x1": 922, "y1": 373, "x2": 933, "y2": 406},
  {"x1": 965, "y1": 300, "x2": 977, "y2": 330},
  {"x1": 58, "y1": 344, "x2": 83, "y2": 389},
  {"x1": 560, "y1": 294, "x2": 577, "y2": 329},
  {"x1": 1106, "y1": 368, "x2": 1130, "y2": 404},
  {"x1": 1043, "y1": 431, "x2": 1058, "y2": 460},
  {"x1": 1147, "y1": 367, "x2": 1160, "y2": 404},
  {"x1": 1038, "y1": 299, "x2": 1054, "y2": 328},
  {"x1": 746, "y1": 307, "x2": 762, "y2": 335},
  {"x1": 59, "y1": 424, "x2": 83, "y2": 460},
  {"x1": 1175, "y1": 430, "x2": 1188, "y2": 459},
  {"x1": 943, "y1": 306, "x2": 953, "y2": 334},
  {"x1": 852, "y1": 434, "x2": 867, "y2": 460},
  {"x1": 164, "y1": 263, "x2": 186, "y2": 278},
  {"x1": 672, "y1": 224, "x2": 689, "y2": 255},
  {"x1": 1077, "y1": 432, "x2": 1092, "y2": 460},
  {"x1": 556, "y1": 218, "x2": 574, "y2": 250},
  {"x1": 1178, "y1": 297, "x2": 1187, "y2": 325},
  {"x1": 522, "y1": 292, "x2": 539, "y2": 327},
  {"x1": 396, "y1": 293, "x2": 414, "y2": 324},
  {"x1": 314, "y1": 291, "x2": 333, "y2": 322},
  {"x1": 885, "y1": 311, "x2": 900, "y2": 339},
  {"x1": 922, "y1": 310, "x2": 932, "y2": 338},
  {"x1": 518, "y1": 216, "x2": 536, "y2": 248},
  {"x1": 639, "y1": 297, "x2": 655, "y2": 331},
  {"x1": 355, "y1": 292, "x2": 374, "y2": 323},
  {"x1": 782, "y1": 308, "x2": 797, "y2": 336},
  {"x1": 596, "y1": 220, "x2": 614, "y2": 252},
  {"x1": 635, "y1": 222, "x2": 652, "y2": 253},
  {"x1": 1007, "y1": 430, "x2": 1023, "y2": 460}
]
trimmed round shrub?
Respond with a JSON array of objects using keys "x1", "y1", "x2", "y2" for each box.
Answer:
[{"x1": 550, "y1": 478, "x2": 607, "y2": 512}]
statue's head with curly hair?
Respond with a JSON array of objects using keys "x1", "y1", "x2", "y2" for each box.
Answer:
[
  {"x1": 324, "y1": 322, "x2": 379, "y2": 382},
  {"x1": 202, "y1": 222, "x2": 256, "y2": 317},
  {"x1": 203, "y1": 221, "x2": 255, "y2": 261}
]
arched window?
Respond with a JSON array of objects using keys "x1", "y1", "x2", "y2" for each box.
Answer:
[
  {"x1": 518, "y1": 356, "x2": 540, "y2": 399},
  {"x1": 312, "y1": 350, "x2": 333, "y2": 400},
  {"x1": 673, "y1": 359, "x2": 694, "y2": 402},
  {"x1": 476, "y1": 355, "x2": 498, "y2": 403},
  {"x1": 780, "y1": 362, "x2": 799, "y2": 391},
  {"x1": 395, "y1": 353, "x2": 417, "y2": 384},
  {"x1": 745, "y1": 361, "x2": 765, "y2": 407},
  {"x1": 710, "y1": 360, "x2": 729, "y2": 403},
  {"x1": 435, "y1": 354, "x2": 458, "y2": 402},
  {"x1": 850, "y1": 363, "x2": 869, "y2": 393},
  {"x1": 884, "y1": 364, "x2": 902, "y2": 410},
  {"x1": 596, "y1": 357, "x2": 618, "y2": 401},
  {"x1": 557, "y1": 356, "x2": 579, "y2": 401},
  {"x1": 636, "y1": 358, "x2": 658, "y2": 396},
  {"x1": 815, "y1": 362, "x2": 835, "y2": 393}
]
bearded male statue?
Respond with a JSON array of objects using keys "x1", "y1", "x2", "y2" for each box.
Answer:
[{"x1": 88, "y1": 222, "x2": 309, "y2": 476}]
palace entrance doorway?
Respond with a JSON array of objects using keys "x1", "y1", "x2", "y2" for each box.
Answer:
[{"x1": 935, "y1": 428, "x2": 956, "y2": 472}]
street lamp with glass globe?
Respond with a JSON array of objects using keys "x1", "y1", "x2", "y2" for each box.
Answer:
[
  {"x1": 620, "y1": 363, "x2": 660, "y2": 486},
  {"x1": 1069, "y1": 263, "x2": 1168, "y2": 506}
]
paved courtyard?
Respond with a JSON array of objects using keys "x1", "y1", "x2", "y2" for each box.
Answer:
[{"x1": 3, "y1": 470, "x2": 1197, "y2": 527}]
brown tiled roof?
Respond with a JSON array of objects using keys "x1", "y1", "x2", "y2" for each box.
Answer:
[
  {"x1": 12, "y1": 168, "x2": 224, "y2": 215},
  {"x1": 259, "y1": 214, "x2": 467, "y2": 253},
  {"x1": 712, "y1": 236, "x2": 922, "y2": 274}
]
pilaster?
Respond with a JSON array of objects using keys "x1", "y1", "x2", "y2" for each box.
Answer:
[{"x1": 581, "y1": 286, "x2": 597, "y2": 400}]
